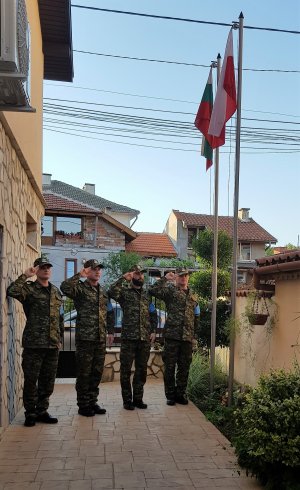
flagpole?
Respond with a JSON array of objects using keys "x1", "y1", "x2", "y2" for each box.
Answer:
[
  {"x1": 228, "y1": 12, "x2": 244, "y2": 406},
  {"x1": 210, "y1": 54, "x2": 221, "y2": 394}
]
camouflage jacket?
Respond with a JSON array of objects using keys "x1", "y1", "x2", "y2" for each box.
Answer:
[
  {"x1": 108, "y1": 278, "x2": 157, "y2": 341},
  {"x1": 60, "y1": 273, "x2": 115, "y2": 342},
  {"x1": 149, "y1": 277, "x2": 200, "y2": 342},
  {"x1": 7, "y1": 274, "x2": 63, "y2": 349}
]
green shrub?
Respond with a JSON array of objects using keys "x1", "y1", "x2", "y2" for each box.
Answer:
[
  {"x1": 187, "y1": 352, "x2": 234, "y2": 439},
  {"x1": 233, "y1": 369, "x2": 300, "y2": 489},
  {"x1": 194, "y1": 298, "x2": 230, "y2": 348},
  {"x1": 189, "y1": 268, "x2": 231, "y2": 298}
]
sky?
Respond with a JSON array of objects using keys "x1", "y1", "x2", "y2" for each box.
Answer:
[{"x1": 43, "y1": 0, "x2": 300, "y2": 246}]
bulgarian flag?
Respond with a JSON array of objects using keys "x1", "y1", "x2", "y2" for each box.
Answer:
[
  {"x1": 208, "y1": 29, "x2": 237, "y2": 147},
  {"x1": 194, "y1": 67, "x2": 214, "y2": 171}
]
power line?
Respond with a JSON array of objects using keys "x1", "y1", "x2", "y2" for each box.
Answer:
[
  {"x1": 71, "y1": 5, "x2": 300, "y2": 35},
  {"x1": 44, "y1": 127, "x2": 300, "y2": 153},
  {"x1": 43, "y1": 99, "x2": 300, "y2": 125},
  {"x1": 73, "y1": 49, "x2": 300, "y2": 74},
  {"x1": 44, "y1": 84, "x2": 300, "y2": 119}
]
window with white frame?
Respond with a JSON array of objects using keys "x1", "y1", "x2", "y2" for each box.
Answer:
[{"x1": 240, "y1": 243, "x2": 251, "y2": 260}]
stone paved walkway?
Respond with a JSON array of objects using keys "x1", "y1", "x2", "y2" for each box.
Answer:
[{"x1": 0, "y1": 380, "x2": 262, "y2": 489}]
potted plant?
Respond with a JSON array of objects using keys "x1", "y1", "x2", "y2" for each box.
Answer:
[{"x1": 244, "y1": 291, "x2": 275, "y2": 326}]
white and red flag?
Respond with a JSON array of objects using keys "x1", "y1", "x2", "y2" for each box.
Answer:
[{"x1": 208, "y1": 29, "x2": 237, "y2": 148}]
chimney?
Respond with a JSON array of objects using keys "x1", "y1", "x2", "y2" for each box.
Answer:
[
  {"x1": 83, "y1": 183, "x2": 95, "y2": 195},
  {"x1": 42, "y1": 173, "x2": 52, "y2": 186},
  {"x1": 238, "y1": 208, "x2": 250, "y2": 221}
]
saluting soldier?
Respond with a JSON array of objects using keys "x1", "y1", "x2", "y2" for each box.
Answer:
[
  {"x1": 149, "y1": 267, "x2": 200, "y2": 406},
  {"x1": 60, "y1": 259, "x2": 114, "y2": 417},
  {"x1": 7, "y1": 257, "x2": 63, "y2": 427},
  {"x1": 108, "y1": 265, "x2": 157, "y2": 410}
]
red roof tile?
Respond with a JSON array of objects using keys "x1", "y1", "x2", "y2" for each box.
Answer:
[
  {"x1": 172, "y1": 210, "x2": 277, "y2": 243},
  {"x1": 126, "y1": 233, "x2": 177, "y2": 257},
  {"x1": 256, "y1": 250, "x2": 300, "y2": 267},
  {"x1": 44, "y1": 193, "x2": 99, "y2": 213}
]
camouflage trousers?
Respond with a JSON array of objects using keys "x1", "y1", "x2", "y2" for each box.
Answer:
[
  {"x1": 120, "y1": 340, "x2": 151, "y2": 403},
  {"x1": 22, "y1": 347, "x2": 59, "y2": 417},
  {"x1": 162, "y1": 339, "x2": 193, "y2": 400},
  {"x1": 75, "y1": 341, "x2": 106, "y2": 409}
]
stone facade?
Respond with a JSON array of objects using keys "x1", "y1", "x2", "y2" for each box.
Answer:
[
  {"x1": 101, "y1": 348, "x2": 164, "y2": 383},
  {"x1": 0, "y1": 121, "x2": 44, "y2": 430}
]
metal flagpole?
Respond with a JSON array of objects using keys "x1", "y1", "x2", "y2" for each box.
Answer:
[
  {"x1": 210, "y1": 54, "x2": 221, "y2": 394},
  {"x1": 228, "y1": 12, "x2": 244, "y2": 406}
]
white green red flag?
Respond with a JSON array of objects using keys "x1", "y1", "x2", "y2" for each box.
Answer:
[
  {"x1": 194, "y1": 67, "x2": 214, "y2": 171},
  {"x1": 208, "y1": 29, "x2": 237, "y2": 147}
]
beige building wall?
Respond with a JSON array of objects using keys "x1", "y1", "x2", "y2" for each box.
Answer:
[
  {"x1": 250, "y1": 243, "x2": 266, "y2": 260},
  {"x1": 2, "y1": 0, "x2": 44, "y2": 190},
  {"x1": 0, "y1": 0, "x2": 45, "y2": 430},
  {"x1": 232, "y1": 279, "x2": 300, "y2": 387}
]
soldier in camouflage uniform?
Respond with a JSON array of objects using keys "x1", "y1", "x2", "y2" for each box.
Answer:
[
  {"x1": 149, "y1": 267, "x2": 200, "y2": 406},
  {"x1": 108, "y1": 266, "x2": 157, "y2": 410},
  {"x1": 7, "y1": 257, "x2": 63, "y2": 427},
  {"x1": 60, "y1": 259, "x2": 114, "y2": 417}
]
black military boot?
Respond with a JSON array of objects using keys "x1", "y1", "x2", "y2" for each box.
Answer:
[
  {"x1": 133, "y1": 400, "x2": 147, "y2": 409},
  {"x1": 24, "y1": 415, "x2": 36, "y2": 427},
  {"x1": 123, "y1": 401, "x2": 135, "y2": 411},
  {"x1": 175, "y1": 394, "x2": 188, "y2": 405},
  {"x1": 78, "y1": 407, "x2": 95, "y2": 417},
  {"x1": 92, "y1": 404, "x2": 106, "y2": 415},
  {"x1": 36, "y1": 412, "x2": 58, "y2": 424},
  {"x1": 166, "y1": 399, "x2": 176, "y2": 406}
]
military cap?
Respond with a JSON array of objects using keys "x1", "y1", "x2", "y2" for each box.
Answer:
[
  {"x1": 129, "y1": 265, "x2": 147, "y2": 274},
  {"x1": 84, "y1": 259, "x2": 104, "y2": 269},
  {"x1": 34, "y1": 257, "x2": 53, "y2": 267},
  {"x1": 176, "y1": 267, "x2": 189, "y2": 276}
]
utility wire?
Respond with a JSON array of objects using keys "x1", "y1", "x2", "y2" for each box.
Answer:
[
  {"x1": 71, "y1": 5, "x2": 300, "y2": 35},
  {"x1": 73, "y1": 49, "x2": 300, "y2": 74},
  {"x1": 43, "y1": 99, "x2": 300, "y2": 125},
  {"x1": 44, "y1": 84, "x2": 300, "y2": 119}
]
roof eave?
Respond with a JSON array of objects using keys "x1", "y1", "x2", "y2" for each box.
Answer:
[{"x1": 38, "y1": 0, "x2": 74, "y2": 82}]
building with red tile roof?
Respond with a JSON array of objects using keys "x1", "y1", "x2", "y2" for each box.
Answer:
[
  {"x1": 126, "y1": 233, "x2": 177, "y2": 258},
  {"x1": 165, "y1": 208, "x2": 277, "y2": 263}
]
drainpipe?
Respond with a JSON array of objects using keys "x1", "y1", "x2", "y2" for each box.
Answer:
[{"x1": 94, "y1": 215, "x2": 98, "y2": 246}]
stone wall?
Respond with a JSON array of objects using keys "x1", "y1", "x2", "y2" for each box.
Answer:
[
  {"x1": 101, "y1": 348, "x2": 164, "y2": 383},
  {"x1": 0, "y1": 121, "x2": 44, "y2": 429}
]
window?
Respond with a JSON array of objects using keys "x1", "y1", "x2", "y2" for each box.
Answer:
[
  {"x1": 65, "y1": 259, "x2": 77, "y2": 279},
  {"x1": 56, "y1": 217, "x2": 82, "y2": 237},
  {"x1": 26, "y1": 212, "x2": 38, "y2": 250},
  {"x1": 240, "y1": 243, "x2": 251, "y2": 260},
  {"x1": 237, "y1": 271, "x2": 246, "y2": 284},
  {"x1": 188, "y1": 228, "x2": 197, "y2": 248},
  {"x1": 41, "y1": 216, "x2": 53, "y2": 237}
]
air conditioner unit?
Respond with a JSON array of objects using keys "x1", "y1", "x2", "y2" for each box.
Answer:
[{"x1": 0, "y1": 0, "x2": 34, "y2": 111}]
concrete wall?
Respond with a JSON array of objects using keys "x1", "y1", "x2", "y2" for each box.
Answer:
[
  {"x1": 105, "y1": 211, "x2": 135, "y2": 228},
  {"x1": 250, "y1": 243, "x2": 266, "y2": 260},
  {"x1": 231, "y1": 278, "x2": 300, "y2": 386},
  {"x1": 164, "y1": 212, "x2": 187, "y2": 259}
]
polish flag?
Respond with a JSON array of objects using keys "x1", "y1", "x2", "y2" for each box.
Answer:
[{"x1": 208, "y1": 29, "x2": 237, "y2": 147}]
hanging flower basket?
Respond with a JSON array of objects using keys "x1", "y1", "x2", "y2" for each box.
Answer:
[
  {"x1": 247, "y1": 312, "x2": 269, "y2": 325},
  {"x1": 246, "y1": 293, "x2": 270, "y2": 325}
]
